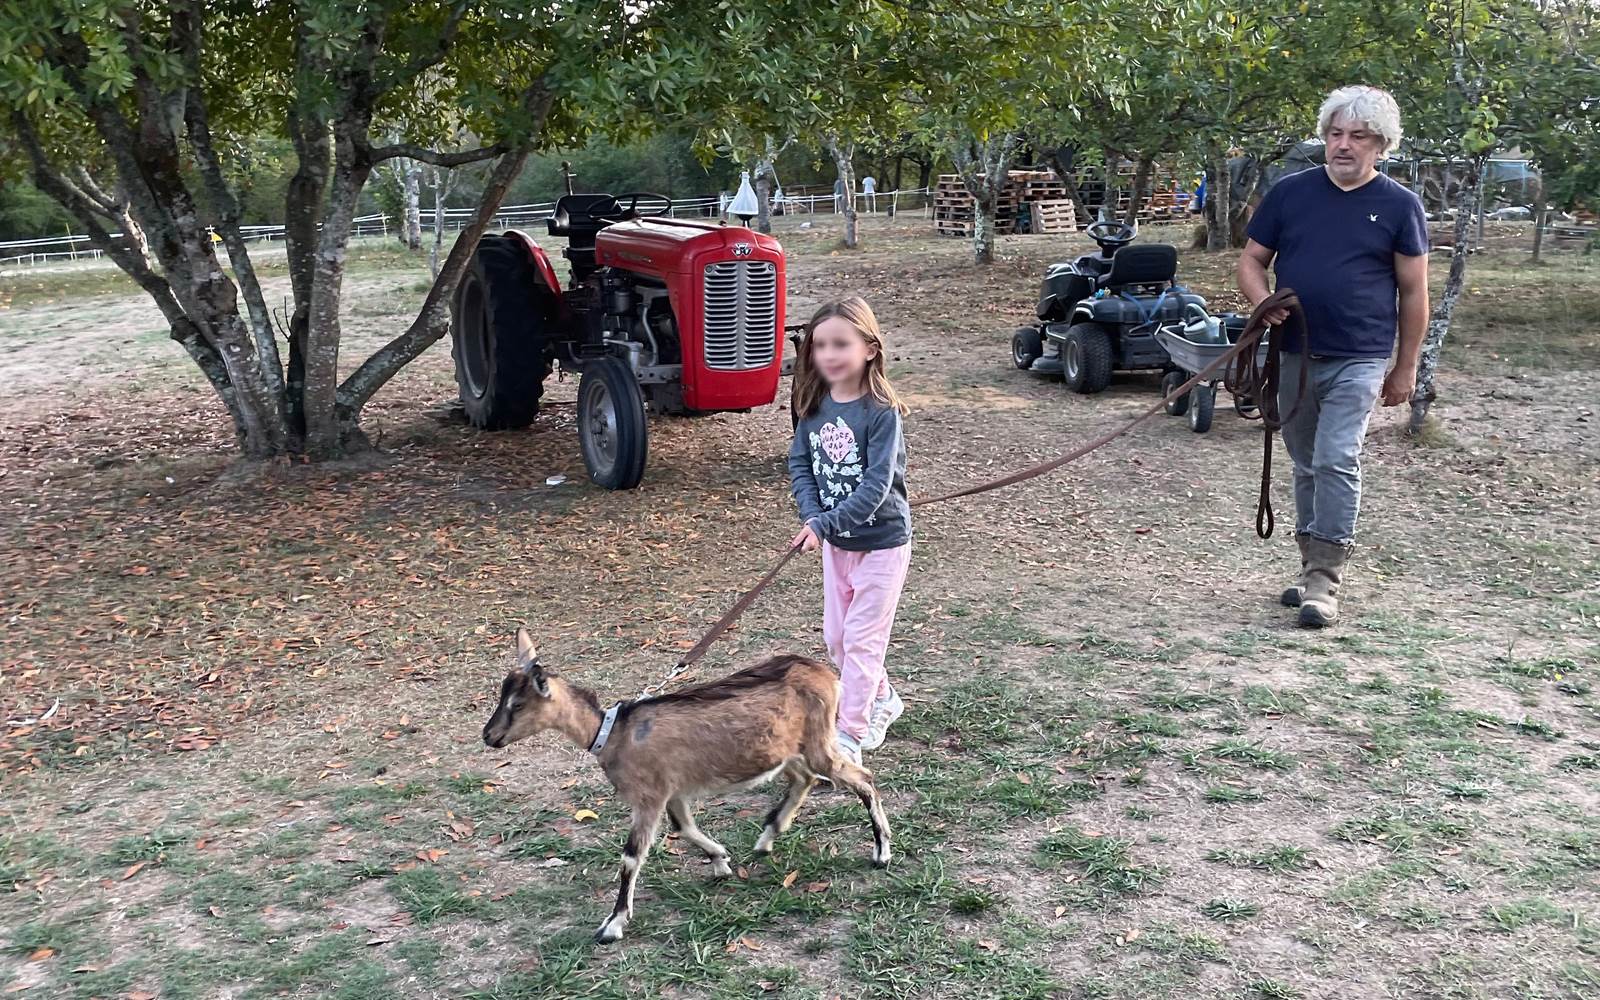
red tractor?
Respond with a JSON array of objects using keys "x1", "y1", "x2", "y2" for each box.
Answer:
[{"x1": 449, "y1": 191, "x2": 787, "y2": 488}]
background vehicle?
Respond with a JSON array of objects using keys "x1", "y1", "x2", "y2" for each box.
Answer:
[
  {"x1": 451, "y1": 191, "x2": 786, "y2": 489},
  {"x1": 1010, "y1": 221, "x2": 1206, "y2": 394}
]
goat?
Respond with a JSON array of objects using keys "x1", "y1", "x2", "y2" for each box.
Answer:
[{"x1": 482, "y1": 628, "x2": 892, "y2": 943}]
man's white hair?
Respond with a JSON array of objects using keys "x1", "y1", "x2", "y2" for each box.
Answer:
[{"x1": 1318, "y1": 86, "x2": 1403, "y2": 155}]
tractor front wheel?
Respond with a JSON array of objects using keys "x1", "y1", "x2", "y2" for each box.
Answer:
[
  {"x1": 578, "y1": 356, "x2": 649, "y2": 490},
  {"x1": 1061, "y1": 323, "x2": 1113, "y2": 394}
]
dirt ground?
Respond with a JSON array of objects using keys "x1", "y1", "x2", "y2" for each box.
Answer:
[{"x1": 1, "y1": 216, "x2": 1596, "y2": 1000}]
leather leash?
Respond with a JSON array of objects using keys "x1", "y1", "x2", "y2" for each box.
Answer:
[{"x1": 669, "y1": 289, "x2": 1307, "y2": 676}]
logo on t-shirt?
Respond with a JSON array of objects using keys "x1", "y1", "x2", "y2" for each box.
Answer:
[{"x1": 1368, "y1": 214, "x2": 1378, "y2": 223}]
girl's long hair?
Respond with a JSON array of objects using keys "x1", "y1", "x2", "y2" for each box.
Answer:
[{"x1": 791, "y1": 296, "x2": 909, "y2": 420}]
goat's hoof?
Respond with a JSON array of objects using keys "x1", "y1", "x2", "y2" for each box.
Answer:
[
  {"x1": 752, "y1": 836, "x2": 775, "y2": 856},
  {"x1": 594, "y1": 919, "x2": 626, "y2": 945},
  {"x1": 871, "y1": 851, "x2": 892, "y2": 869},
  {"x1": 710, "y1": 860, "x2": 733, "y2": 879}
]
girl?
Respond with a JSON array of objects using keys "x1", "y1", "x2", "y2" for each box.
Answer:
[{"x1": 787, "y1": 297, "x2": 911, "y2": 764}]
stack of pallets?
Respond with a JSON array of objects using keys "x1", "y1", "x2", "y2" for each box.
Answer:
[{"x1": 933, "y1": 172, "x2": 1078, "y2": 237}]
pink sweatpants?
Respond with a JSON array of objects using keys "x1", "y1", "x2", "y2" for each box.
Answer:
[{"x1": 822, "y1": 542, "x2": 912, "y2": 740}]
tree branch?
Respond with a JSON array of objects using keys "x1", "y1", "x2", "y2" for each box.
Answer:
[
  {"x1": 174, "y1": 0, "x2": 286, "y2": 406},
  {"x1": 11, "y1": 109, "x2": 245, "y2": 438},
  {"x1": 366, "y1": 142, "x2": 508, "y2": 168}
]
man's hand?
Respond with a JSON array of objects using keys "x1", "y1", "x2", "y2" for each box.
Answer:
[
  {"x1": 791, "y1": 524, "x2": 820, "y2": 553},
  {"x1": 1258, "y1": 303, "x2": 1291, "y2": 326},
  {"x1": 1381, "y1": 364, "x2": 1416, "y2": 407}
]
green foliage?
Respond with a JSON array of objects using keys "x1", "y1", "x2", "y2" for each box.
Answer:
[{"x1": 0, "y1": 180, "x2": 75, "y2": 242}]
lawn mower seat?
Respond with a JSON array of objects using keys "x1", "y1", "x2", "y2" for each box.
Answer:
[{"x1": 1100, "y1": 243, "x2": 1178, "y2": 290}]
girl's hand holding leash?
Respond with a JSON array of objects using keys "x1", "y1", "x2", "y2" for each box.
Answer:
[{"x1": 790, "y1": 524, "x2": 820, "y2": 553}]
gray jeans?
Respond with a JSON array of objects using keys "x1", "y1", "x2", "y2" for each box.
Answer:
[{"x1": 1277, "y1": 353, "x2": 1387, "y2": 546}]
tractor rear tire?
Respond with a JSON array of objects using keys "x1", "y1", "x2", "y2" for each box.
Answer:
[
  {"x1": 578, "y1": 356, "x2": 649, "y2": 490},
  {"x1": 1162, "y1": 370, "x2": 1191, "y2": 416},
  {"x1": 1187, "y1": 384, "x2": 1216, "y2": 433},
  {"x1": 1062, "y1": 323, "x2": 1114, "y2": 394},
  {"x1": 451, "y1": 234, "x2": 555, "y2": 429},
  {"x1": 1012, "y1": 326, "x2": 1043, "y2": 370}
]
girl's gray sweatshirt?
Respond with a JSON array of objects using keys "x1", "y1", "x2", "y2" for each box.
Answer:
[{"x1": 788, "y1": 392, "x2": 911, "y2": 552}]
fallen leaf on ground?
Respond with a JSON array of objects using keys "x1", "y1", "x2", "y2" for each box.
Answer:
[
  {"x1": 26, "y1": 949, "x2": 53, "y2": 962},
  {"x1": 121, "y1": 862, "x2": 145, "y2": 880},
  {"x1": 573, "y1": 809, "x2": 599, "y2": 822},
  {"x1": 781, "y1": 870, "x2": 798, "y2": 888}
]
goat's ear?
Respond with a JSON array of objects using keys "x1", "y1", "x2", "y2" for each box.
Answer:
[
  {"x1": 515, "y1": 628, "x2": 550, "y2": 697},
  {"x1": 515, "y1": 627, "x2": 537, "y2": 663}
]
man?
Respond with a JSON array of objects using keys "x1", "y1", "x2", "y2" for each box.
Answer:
[
  {"x1": 861, "y1": 174, "x2": 877, "y2": 213},
  {"x1": 833, "y1": 176, "x2": 845, "y2": 214},
  {"x1": 1237, "y1": 85, "x2": 1430, "y2": 628}
]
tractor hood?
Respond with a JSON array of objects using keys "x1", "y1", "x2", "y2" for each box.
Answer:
[{"x1": 595, "y1": 218, "x2": 782, "y2": 275}]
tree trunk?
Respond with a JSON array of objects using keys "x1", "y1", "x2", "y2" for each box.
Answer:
[
  {"x1": 399, "y1": 159, "x2": 422, "y2": 250},
  {"x1": 302, "y1": 116, "x2": 376, "y2": 458},
  {"x1": 284, "y1": 106, "x2": 330, "y2": 443},
  {"x1": 954, "y1": 132, "x2": 1018, "y2": 265},
  {"x1": 429, "y1": 165, "x2": 457, "y2": 281},
  {"x1": 827, "y1": 137, "x2": 858, "y2": 249},
  {"x1": 1530, "y1": 175, "x2": 1546, "y2": 264},
  {"x1": 1409, "y1": 160, "x2": 1482, "y2": 433},
  {"x1": 1228, "y1": 155, "x2": 1262, "y2": 247},
  {"x1": 1204, "y1": 144, "x2": 1232, "y2": 251},
  {"x1": 1042, "y1": 147, "x2": 1095, "y2": 227},
  {"x1": 1123, "y1": 154, "x2": 1154, "y2": 227},
  {"x1": 754, "y1": 159, "x2": 774, "y2": 235}
]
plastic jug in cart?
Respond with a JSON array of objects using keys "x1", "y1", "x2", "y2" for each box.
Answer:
[{"x1": 1182, "y1": 302, "x2": 1225, "y2": 344}]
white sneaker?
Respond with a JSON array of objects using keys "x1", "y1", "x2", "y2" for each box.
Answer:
[
  {"x1": 861, "y1": 685, "x2": 904, "y2": 751},
  {"x1": 835, "y1": 730, "x2": 863, "y2": 766}
]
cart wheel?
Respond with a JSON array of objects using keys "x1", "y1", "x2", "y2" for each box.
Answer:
[
  {"x1": 1012, "y1": 326, "x2": 1044, "y2": 370},
  {"x1": 578, "y1": 356, "x2": 649, "y2": 489},
  {"x1": 1162, "y1": 371, "x2": 1191, "y2": 416},
  {"x1": 1187, "y1": 384, "x2": 1215, "y2": 433},
  {"x1": 1233, "y1": 393, "x2": 1260, "y2": 419}
]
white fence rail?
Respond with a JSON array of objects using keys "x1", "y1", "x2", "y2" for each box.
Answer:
[{"x1": 0, "y1": 187, "x2": 935, "y2": 270}]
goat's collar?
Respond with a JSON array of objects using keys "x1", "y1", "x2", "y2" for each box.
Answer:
[{"x1": 588, "y1": 701, "x2": 625, "y2": 755}]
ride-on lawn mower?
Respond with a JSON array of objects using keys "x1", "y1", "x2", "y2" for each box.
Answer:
[
  {"x1": 451, "y1": 191, "x2": 786, "y2": 489},
  {"x1": 1011, "y1": 220, "x2": 1206, "y2": 394}
]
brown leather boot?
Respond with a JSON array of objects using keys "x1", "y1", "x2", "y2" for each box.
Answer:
[
  {"x1": 1298, "y1": 538, "x2": 1352, "y2": 628},
  {"x1": 1280, "y1": 533, "x2": 1311, "y2": 607}
]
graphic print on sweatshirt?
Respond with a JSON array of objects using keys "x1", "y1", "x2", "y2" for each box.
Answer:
[{"x1": 810, "y1": 416, "x2": 870, "y2": 536}]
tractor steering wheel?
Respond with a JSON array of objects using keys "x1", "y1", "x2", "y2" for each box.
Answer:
[
  {"x1": 1085, "y1": 220, "x2": 1137, "y2": 251},
  {"x1": 607, "y1": 191, "x2": 674, "y2": 220}
]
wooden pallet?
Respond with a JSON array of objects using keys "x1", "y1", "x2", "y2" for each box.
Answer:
[{"x1": 1029, "y1": 199, "x2": 1078, "y2": 234}]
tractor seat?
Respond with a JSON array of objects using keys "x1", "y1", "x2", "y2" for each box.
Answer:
[
  {"x1": 1100, "y1": 243, "x2": 1178, "y2": 290},
  {"x1": 547, "y1": 193, "x2": 621, "y2": 239}
]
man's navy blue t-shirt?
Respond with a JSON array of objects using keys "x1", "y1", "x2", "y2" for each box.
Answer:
[{"x1": 1247, "y1": 167, "x2": 1428, "y2": 358}]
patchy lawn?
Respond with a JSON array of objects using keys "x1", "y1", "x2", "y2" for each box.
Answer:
[{"x1": 1, "y1": 217, "x2": 1596, "y2": 999}]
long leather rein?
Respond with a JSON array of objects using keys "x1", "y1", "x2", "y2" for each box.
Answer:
[{"x1": 668, "y1": 289, "x2": 1308, "y2": 674}]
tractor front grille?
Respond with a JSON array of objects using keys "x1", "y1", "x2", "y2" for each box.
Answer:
[{"x1": 702, "y1": 260, "x2": 778, "y2": 370}]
